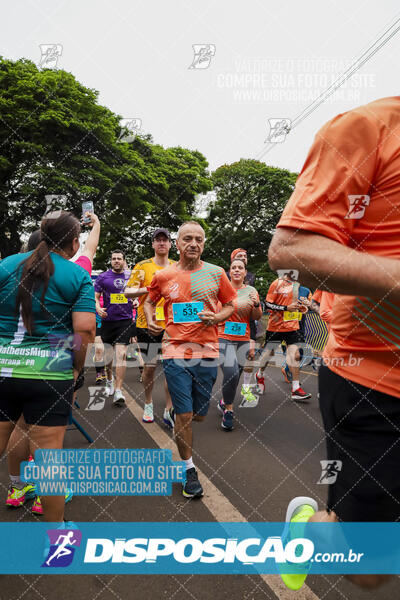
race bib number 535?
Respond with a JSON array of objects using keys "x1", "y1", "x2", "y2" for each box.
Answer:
[{"x1": 172, "y1": 302, "x2": 204, "y2": 323}]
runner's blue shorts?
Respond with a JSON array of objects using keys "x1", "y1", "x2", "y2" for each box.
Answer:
[{"x1": 163, "y1": 358, "x2": 217, "y2": 416}]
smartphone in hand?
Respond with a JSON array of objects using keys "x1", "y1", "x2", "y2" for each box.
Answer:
[{"x1": 82, "y1": 201, "x2": 94, "y2": 223}]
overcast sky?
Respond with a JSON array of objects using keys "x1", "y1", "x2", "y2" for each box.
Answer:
[{"x1": 2, "y1": 0, "x2": 400, "y2": 174}]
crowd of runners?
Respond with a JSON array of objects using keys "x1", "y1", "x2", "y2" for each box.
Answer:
[
  {"x1": 0, "y1": 214, "x2": 324, "y2": 507},
  {"x1": 0, "y1": 96, "x2": 399, "y2": 591}
]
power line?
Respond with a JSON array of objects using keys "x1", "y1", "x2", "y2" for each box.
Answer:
[
  {"x1": 291, "y1": 16, "x2": 400, "y2": 128},
  {"x1": 255, "y1": 15, "x2": 400, "y2": 162},
  {"x1": 292, "y1": 21, "x2": 400, "y2": 129}
]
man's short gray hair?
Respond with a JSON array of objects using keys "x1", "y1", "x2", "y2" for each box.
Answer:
[{"x1": 176, "y1": 221, "x2": 205, "y2": 240}]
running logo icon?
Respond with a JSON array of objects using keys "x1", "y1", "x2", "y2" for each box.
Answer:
[
  {"x1": 118, "y1": 118, "x2": 142, "y2": 143},
  {"x1": 345, "y1": 195, "x2": 370, "y2": 219},
  {"x1": 114, "y1": 278, "x2": 126, "y2": 289},
  {"x1": 46, "y1": 334, "x2": 75, "y2": 373},
  {"x1": 86, "y1": 387, "x2": 106, "y2": 411},
  {"x1": 169, "y1": 282, "x2": 180, "y2": 299},
  {"x1": 188, "y1": 44, "x2": 216, "y2": 69},
  {"x1": 42, "y1": 529, "x2": 82, "y2": 568},
  {"x1": 317, "y1": 460, "x2": 342, "y2": 484},
  {"x1": 194, "y1": 191, "x2": 216, "y2": 218},
  {"x1": 44, "y1": 195, "x2": 66, "y2": 219},
  {"x1": 266, "y1": 119, "x2": 291, "y2": 143},
  {"x1": 39, "y1": 44, "x2": 63, "y2": 69},
  {"x1": 277, "y1": 269, "x2": 299, "y2": 281},
  {"x1": 239, "y1": 384, "x2": 259, "y2": 408}
]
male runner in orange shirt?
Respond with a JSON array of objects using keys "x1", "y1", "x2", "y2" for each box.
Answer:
[
  {"x1": 269, "y1": 96, "x2": 400, "y2": 590},
  {"x1": 144, "y1": 221, "x2": 235, "y2": 498},
  {"x1": 256, "y1": 271, "x2": 311, "y2": 401}
]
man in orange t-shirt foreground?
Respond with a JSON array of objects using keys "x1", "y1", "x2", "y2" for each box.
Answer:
[
  {"x1": 256, "y1": 271, "x2": 311, "y2": 401},
  {"x1": 144, "y1": 221, "x2": 235, "y2": 499},
  {"x1": 269, "y1": 97, "x2": 400, "y2": 591}
]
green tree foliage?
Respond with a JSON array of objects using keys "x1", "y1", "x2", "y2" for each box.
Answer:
[
  {"x1": 203, "y1": 159, "x2": 298, "y2": 296},
  {"x1": 0, "y1": 57, "x2": 211, "y2": 267},
  {"x1": 0, "y1": 57, "x2": 144, "y2": 257},
  {"x1": 113, "y1": 137, "x2": 212, "y2": 266}
]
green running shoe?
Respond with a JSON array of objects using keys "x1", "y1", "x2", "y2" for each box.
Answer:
[
  {"x1": 239, "y1": 385, "x2": 259, "y2": 408},
  {"x1": 280, "y1": 496, "x2": 318, "y2": 591},
  {"x1": 32, "y1": 488, "x2": 73, "y2": 515},
  {"x1": 6, "y1": 483, "x2": 36, "y2": 508}
]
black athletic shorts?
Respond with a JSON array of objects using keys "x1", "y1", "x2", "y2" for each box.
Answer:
[
  {"x1": 297, "y1": 317, "x2": 306, "y2": 343},
  {"x1": 100, "y1": 319, "x2": 132, "y2": 346},
  {"x1": 264, "y1": 329, "x2": 300, "y2": 347},
  {"x1": 0, "y1": 378, "x2": 74, "y2": 426},
  {"x1": 136, "y1": 328, "x2": 164, "y2": 364},
  {"x1": 74, "y1": 369, "x2": 85, "y2": 392},
  {"x1": 129, "y1": 321, "x2": 137, "y2": 340},
  {"x1": 319, "y1": 364, "x2": 400, "y2": 522}
]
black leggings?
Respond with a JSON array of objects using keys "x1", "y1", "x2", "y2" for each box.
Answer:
[{"x1": 218, "y1": 339, "x2": 250, "y2": 406}]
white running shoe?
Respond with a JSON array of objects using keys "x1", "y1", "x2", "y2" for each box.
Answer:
[
  {"x1": 142, "y1": 403, "x2": 154, "y2": 423},
  {"x1": 163, "y1": 408, "x2": 175, "y2": 429},
  {"x1": 113, "y1": 389, "x2": 126, "y2": 406},
  {"x1": 105, "y1": 377, "x2": 115, "y2": 397}
]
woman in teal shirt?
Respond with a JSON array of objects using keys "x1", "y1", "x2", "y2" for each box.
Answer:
[{"x1": 0, "y1": 211, "x2": 96, "y2": 523}]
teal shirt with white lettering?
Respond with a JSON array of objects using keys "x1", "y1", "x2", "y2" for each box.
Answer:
[{"x1": 0, "y1": 251, "x2": 95, "y2": 380}]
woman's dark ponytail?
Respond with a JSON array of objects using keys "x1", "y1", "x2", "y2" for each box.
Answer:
[{"x1": 16, "y1": 211, "x2": 80, "y2": 334}]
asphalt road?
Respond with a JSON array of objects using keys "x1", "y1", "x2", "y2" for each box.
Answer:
[{"x1": 0, "y1": 361, "x2": 398, "y2": 600}]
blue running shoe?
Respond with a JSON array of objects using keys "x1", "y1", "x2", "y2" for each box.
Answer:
[
  {"x1": 182, "y1": 468, "x2": 203, "y2": 498},
  {"x1": 221, "y1": 410, "x2": 234, "y2": 431}
]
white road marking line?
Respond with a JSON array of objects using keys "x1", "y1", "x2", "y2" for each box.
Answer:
[{"x1": 124, "y1": 390, "x2": 320, "y2": 600}]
